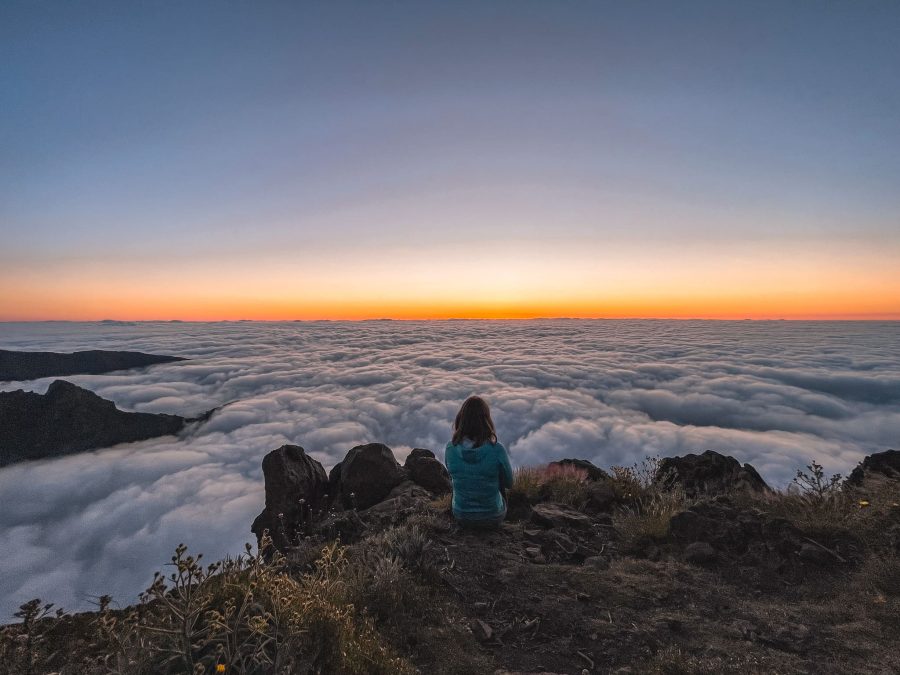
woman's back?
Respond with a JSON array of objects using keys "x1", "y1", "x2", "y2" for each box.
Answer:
[{"x1": 445, "y1": 439, "x2": 513, "y2": 519}]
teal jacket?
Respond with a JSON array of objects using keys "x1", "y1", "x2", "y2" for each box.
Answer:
[{"x1": 445, "y1": 439, "x2": 514, "y2": 519}]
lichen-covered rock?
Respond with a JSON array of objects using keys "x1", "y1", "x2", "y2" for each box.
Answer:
[
  {"x1": 655, "y1": 450, "x2": 770, "y2": 497},
  {"x1": 338, "y1": 442, "x2": 404, "y2": 509},
  {"x1": 404, "y1": 447, "x2": 452, "y2": 495}
]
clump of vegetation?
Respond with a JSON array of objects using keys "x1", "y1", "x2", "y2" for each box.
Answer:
[
  {"x1": 793, "y1": 460, "x2": 842, "y2": 498},
  {"x1": 1, "y1": 538, "x2": 413, "y2": 675},
  {"x1": 610, "y1": 456, "x2": 661, "y2": 501},
  {"x1": 509, "y1": 463, "x2": 591, "y2": 507},
  {"x1": 615, "y1": 485, "x2": 692, "y2": 551},
  {"x1": 510, "y1": 466, "x2": 543, "y2": 502}
]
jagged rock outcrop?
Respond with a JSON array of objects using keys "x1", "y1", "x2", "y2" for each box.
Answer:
[
  {"x1": 655, "y1": 450, "x2": 770, "y2": 497},
  {"x1": 251, "y1": 445, "x2": 329, "y2": 551},
  {"x1": 0, "y1": 380, "x2": 198, "y2": 466},
  {"x1": 337, "y1": 443, "x2": 405, "y2": 509},
  {"x1": 549, "y1": 458, "x2": 610, "y2": 481},
  {"x1": 404, "y1": 448, "x2": 451, "y2": 495},
  {"x1": 845, "y1": 449, "x2": 900, "y2": 487},
  {"x1": 0, "y1": 349, "x2": 184, "y2": 382}
]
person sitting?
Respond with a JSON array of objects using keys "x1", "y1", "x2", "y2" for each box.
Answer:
[{"x1": 445, "y1": 395, "x2": 513, "y2": 528}]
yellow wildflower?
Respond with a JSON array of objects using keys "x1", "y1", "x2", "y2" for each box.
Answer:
[
  {"x1": 216, "y1": 666, "x2": 226, "y2": 673},
  {"x1": 858, "y1": 500, "x2": 870, "y2": 508}
]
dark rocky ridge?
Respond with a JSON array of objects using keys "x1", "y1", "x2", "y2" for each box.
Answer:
[
  {"x1": 656, "y1": 449, "x2": 771, "y2": 496},
  {"x1": 0, "y1": 380, "x2": 206, "y2": 466},
  {"x1": 0, "y1": 348, "x2": 184, "y2": 382},
  {"x1": 845, "y1": 448, "x2": 900, "y2": 487}
]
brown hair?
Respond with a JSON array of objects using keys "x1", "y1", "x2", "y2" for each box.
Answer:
[{"x1": 451, "y1": 395, "x2": 498, "y2": 447}]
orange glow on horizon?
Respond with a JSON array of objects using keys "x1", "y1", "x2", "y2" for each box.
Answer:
[{"x1": 2, "y1": 240, "x2": 898, "y2": 322}]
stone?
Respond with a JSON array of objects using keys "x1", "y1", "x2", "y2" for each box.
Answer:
[
  {"x1": 251, "y1": 445, "x2": 329, "y2": 552},
  {"x1": 338, "y1": 443, "x2": 404, "y2": 509},
  {"x1": 530, "y1": 503, "x2": 592, "y2": 530},
  {"x1": 404, "y1": 447, "x2": 451, "y2": 494},
  {"x1": 360, "y1": 480, "x2": 433, "y2": 527},
  {"x1": 655, "y1": 450, "x2": 770, "y2": 497},
  {"x1": 470, "y1": 619, "x2": 493, "y2": 642},
  {"x1": 314, "y1": 510, "x2": 367, "y2": 543},
  {"x1": 548, "y1": 458, "x2": 610, "y2": 481},
  {"x1": 683, "y1": 541, "x2": 717, "y2": 564}
]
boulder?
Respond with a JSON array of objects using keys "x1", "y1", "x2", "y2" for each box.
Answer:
[
  {"x1": 655, "y1": 450, "x2": 770, "y2": 497},
  {"x1": 530, "y1": 503, "x2": 592, "y2": 530},
  {"x1": 845, "y1": 449, "x2": 900, "y2": 487},
  {"x1": 338, "y1": 443, "x2": 404, "y2": 509},
  {"x1": 404, "y1": 447, "x2": 451, "y2": 495},
  {"x1": 358, "y1": 480, "x2": 433, "y2": 529},
  {"x1": 549, "y1": 458, "x2": 610, "y2": 481},
  {"x1": 251, "y1": 445, "x2": 328, "y2": 552}
]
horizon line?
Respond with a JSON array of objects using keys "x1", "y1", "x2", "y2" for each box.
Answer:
[{"x1": 2, "y1": 316, "x2": 900, "y2": 324}]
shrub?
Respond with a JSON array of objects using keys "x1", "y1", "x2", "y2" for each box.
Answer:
[
  {"x1": 793, "y1": 460, "x2": 842, "y2": 498},
  {"x1": 610, "y1": 456, "x2": 661, "y2": 500}
]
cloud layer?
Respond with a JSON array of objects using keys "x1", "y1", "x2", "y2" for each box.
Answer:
[{"x1": 1, "y1": 319, "x2": 898, "y2": 618}]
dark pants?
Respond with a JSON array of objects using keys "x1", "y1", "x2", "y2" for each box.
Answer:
[{"x1": 455, "y1": 506, "x2": 507, "y2": 529}]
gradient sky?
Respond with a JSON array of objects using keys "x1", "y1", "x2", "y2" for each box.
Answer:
[{"x1": 1, "y1": 1, "x2": 899, "y2": 320}]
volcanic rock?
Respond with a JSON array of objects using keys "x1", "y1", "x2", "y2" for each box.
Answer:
[
  {"x1": 337, "y1": 443, "x2": 404, "y2": 509},
  {"x1": 845, "y1": 449, "x2": 900, "y2": 487},
  {"x1": 0, "y1": 348, "x2": 184, "y2": 382},
  {"x1": 655, "y1": 450, "x2": 770, "y2": 497},
  {"x1": 0, "y1": 380, "x2": 196, "y2": 466},
  {"x1": 251, "y1": 445, "x2": 329, "y2": 552},
  {"x1": 404, "y1": 447, "x2": 451, "y2": 495}
]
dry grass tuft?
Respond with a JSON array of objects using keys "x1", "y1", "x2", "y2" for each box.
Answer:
[{"x1": 509, "y1": 463, "x2": 592, "y2": 507}]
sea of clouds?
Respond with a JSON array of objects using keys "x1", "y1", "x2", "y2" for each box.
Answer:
[{"x1": 1, "y1": 319, "x2": 899, "y2": 618}]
